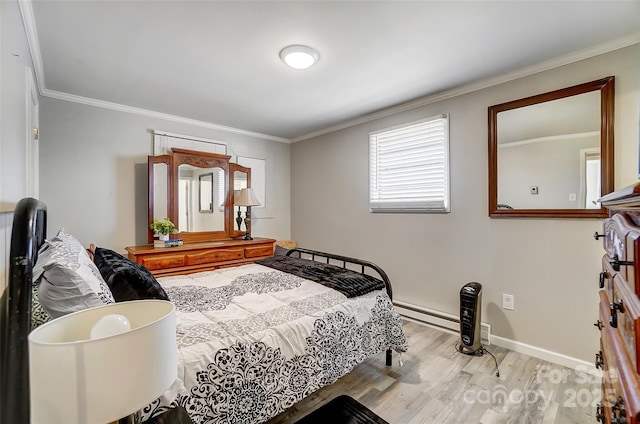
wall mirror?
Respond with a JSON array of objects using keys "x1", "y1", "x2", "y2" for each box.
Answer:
[
  {"x1": 148, "y1": 148, "x2": 250, "y2": 243},
  {"x1": 488, "y1": 76, "x2": 614, "y2": 218}
]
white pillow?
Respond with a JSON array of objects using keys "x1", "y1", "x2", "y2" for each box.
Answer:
[{"x1": 33, "y1": 229, "x2": 114, "y2": 319}]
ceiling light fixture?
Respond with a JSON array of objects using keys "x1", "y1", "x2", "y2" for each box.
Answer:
[{"x1": 279, "y1": 45, "x2": 320, "y2": 70}]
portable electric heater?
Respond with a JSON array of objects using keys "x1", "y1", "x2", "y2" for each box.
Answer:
[{"x1": 459, "y1": 282, "x2": 482, "y2": 353}]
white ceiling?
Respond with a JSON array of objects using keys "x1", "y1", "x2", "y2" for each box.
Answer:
[{"x1": 23, "y1": 0, "x2": 640, "y2": 142}]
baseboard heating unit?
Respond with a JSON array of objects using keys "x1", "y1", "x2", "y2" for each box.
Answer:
[{"x1": 394, "y1": 300, "x2": 492, "y2": 345}]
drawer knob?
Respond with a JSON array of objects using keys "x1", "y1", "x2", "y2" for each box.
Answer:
[
  {"x1": 594, "y1": 231, "x2": 605, "y2": 240},
  {"x1": 610, "y1": 300, "x2": 624, "y2": 328},
  {"x1": 599, "y1": 271, "x2": 610, "y2": 289},
  {"x1": 612, "y1": 396, "x2": 627, "y2": 423},
  {"x1": 609, "y1": 254, "x2": 634, "y2": 271},
  {"x1": 596, "y1": 403, "x2": 605, "y2": 422},
  {"x1": 594, "y1": 320, "x2": 603, "y2": 330},
  {"x1": 595, "y1": 352, "x2": 604, "y2": 370}
]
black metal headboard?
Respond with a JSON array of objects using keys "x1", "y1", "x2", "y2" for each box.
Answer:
[
  {"x1": 0, "y1": 197, "x2": 47, "y2": 424},
  {"x1": 286, "y1": 247, "x2": 393, "y2": 300}
]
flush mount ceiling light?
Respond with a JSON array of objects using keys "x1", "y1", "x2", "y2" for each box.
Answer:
[{"x1": 279, "y1": 45, "x2": 320, "y2": 70}]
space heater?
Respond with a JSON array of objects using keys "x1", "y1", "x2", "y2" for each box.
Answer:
[{"x1": 459, "y1": 282, "x2": 482, "y2": 353}]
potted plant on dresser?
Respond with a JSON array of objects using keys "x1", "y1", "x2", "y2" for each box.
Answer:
[{"x1": 150, "y1": 218, "x2": 179, "y2": 247}]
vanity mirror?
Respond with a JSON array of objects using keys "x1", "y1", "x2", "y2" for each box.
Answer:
[
  {"x1": 488, "y1": 76, "x2": 614, "y2": 218},
  {"x1": 147, "y1": 148, "x2": 251, "y2": 243},
  {"x1": 230, "y1": 163, "x2": 251, "y2": 238}
]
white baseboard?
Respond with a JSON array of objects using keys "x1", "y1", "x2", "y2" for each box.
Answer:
[
  {"x1": 490, "y1": 335, "x2": 595, "y2": 372},
  {"x1": 394, "y1": 300, "x2": 596, "y2": 372},
  {"x1": 394, "y1": 301, "x2": 491, "y2": 345}
]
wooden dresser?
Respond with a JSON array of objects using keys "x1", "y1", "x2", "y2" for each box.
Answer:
[
  {"x1": 597, "y1": 183, "x2": 640, "y2": 423},
  {"x1": 125, "y1": 237, "x2": 275, "y2": 277}
]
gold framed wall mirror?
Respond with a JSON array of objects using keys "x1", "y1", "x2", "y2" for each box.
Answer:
[
  {"x1": 488, "y1": 76, "x2": 614, "y2": 218},
  {"x1": 147, "y1": 148, "x2": 251, "y2": 243}
]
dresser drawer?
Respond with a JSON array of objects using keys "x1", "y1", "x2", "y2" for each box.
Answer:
[
  {"x1": 185, "y1": 248, "x2": 244, "y2": 265},
  {"x1": 601, "y1": 256, "x2": 617, "y2": 299},
  {"x1": 600, "y1": 337, "x2": 623, "y2": 424},
  {"x1": 604, "y1": 216, "x2": 628, "y2": 269},
  {"x1": 599, "y1": 290, "x2": 640, "y2": 424},
  {"x1": 610, "y1": 274, "x2": 640, "y2": 373},
  {"x1": 604, "y1": 214, "x2": 640, "y2": 294},
  {"x1": 126, "y1": 238, "x2": 276, "y2": 276},
  {"x1": 141, "y1": 254, "x2": 186, "y2": 271},
  {"x1": 599, "y1": 339, "x2": 615, "y2": 424},
  {"x1": 245, "y1": 245, "x2": 273, "y2": 258}
]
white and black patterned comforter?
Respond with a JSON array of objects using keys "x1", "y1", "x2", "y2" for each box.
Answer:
[{"x1": 142, "y1": 263, "x2": 408, "y2": 424}]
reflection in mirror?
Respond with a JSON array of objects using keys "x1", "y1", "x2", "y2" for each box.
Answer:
[
  {"x1": 199, "y1": 173, "x2": 214, "y2": 213},
  {"x1": 229, "y1": 164, "x2": 251, "y2": 238},
  {"x1": 489, "y1": 76, "x2": 614, "y2": 218},
  {"x1": 153, "y1": 163, "x2": 168, "y2": 222},
  {"x1": 497, "y1": 91, "x2": 600, "y2": 209},
  {"x1": 178, "y1": 164, "x2": 225, "y2": 233},
  {"x1": 233, "y1": 170, "x2": 248, "y2": 232}
]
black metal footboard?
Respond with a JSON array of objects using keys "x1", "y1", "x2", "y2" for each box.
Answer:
[
  {"x1": 286, "y1": 247, "x2": 395, "y2": 366},
  {"x1": 0, "y1": 198, "x2": 47, "y2": 424}
]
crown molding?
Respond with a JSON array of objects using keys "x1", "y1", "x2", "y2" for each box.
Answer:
[
  {"x1": 291, "y1": 33, "x2": 640, "y2": 143},
  {"x1": 18, "y1": 0, "x2": 45, "y2": 94},
  {"x1": 40, "y1": 88, "x2": 290, "y2": 143}
]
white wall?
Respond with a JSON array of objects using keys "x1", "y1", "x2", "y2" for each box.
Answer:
[
  {"x1": 38, "y1": 98, "x2": 291, "y2": 254},
  {"x1": 290, "y1": 45, "x2": 640, "y2": 362},
  {"x1": 0, "y1": 0, "x2": 38, "y2": 293}
]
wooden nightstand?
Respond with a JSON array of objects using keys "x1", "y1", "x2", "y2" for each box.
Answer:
[{"x1": 125, "y1": 237, "x2": 275, "y2": 277}]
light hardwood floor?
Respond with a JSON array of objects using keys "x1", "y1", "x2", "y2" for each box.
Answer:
[{"x1": 267, "y1": 320, "x2": 599, "y2": 424}]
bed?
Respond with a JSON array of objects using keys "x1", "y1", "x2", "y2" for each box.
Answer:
[{"x1": 0, "y1": 198, "x2": 407, "y2": 424}]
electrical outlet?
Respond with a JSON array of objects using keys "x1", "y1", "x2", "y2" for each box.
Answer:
[{"x1": 502, "y1": 293, "x2": 514, "y2": 310}]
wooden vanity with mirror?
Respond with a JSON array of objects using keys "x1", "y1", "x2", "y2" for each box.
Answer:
[{"x1": 126, "y1": 148, "x2": 275, "y2": 276}]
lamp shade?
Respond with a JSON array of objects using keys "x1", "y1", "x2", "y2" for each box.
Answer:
[
  {"x1": 234, "y1": 187, "x2": 261, "y2": 207},
  {"x1": 29, "y1": 300, "x2": 176, "y2": 424}
]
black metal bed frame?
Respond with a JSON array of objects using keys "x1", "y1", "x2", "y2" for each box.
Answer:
[
  {"x1": 286, "y1": 247, "x2": 395, "y2": 366},
  {"x1": 0, "y1": 197, "x2": 47, "y2": 424}
]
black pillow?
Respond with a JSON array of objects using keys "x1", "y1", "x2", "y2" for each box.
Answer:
[{"x1": 93, "y1": 247, "x2": 169, "y2": 302}]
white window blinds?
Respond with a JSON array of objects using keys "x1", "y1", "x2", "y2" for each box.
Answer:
[{"x1": 369, "y1": 115, "x2": 450, "y2": 213}]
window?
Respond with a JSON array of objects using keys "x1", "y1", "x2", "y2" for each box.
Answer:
[{"x1": 369, "y1": 114, "x2": 449, "y2": 213}]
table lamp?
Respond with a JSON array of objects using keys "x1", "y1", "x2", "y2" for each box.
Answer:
[
  {"x1": 234, "y1": 189, "x2": 243, "y2": 231},
  {"x1": 28, "y1": 300, "x2": 177, "y2": 424},
  {"x1": 234, "y1": 187, "x2": 261, "y2": 240}
]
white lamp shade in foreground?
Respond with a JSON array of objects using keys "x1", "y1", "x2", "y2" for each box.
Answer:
[{"x1": 29, "y1": 300, "x2": 177, "y2": 424}]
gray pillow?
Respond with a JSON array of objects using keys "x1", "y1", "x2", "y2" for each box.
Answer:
[{"x1": 33, "y1": 229, "x2": 114, "y2": 318}]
